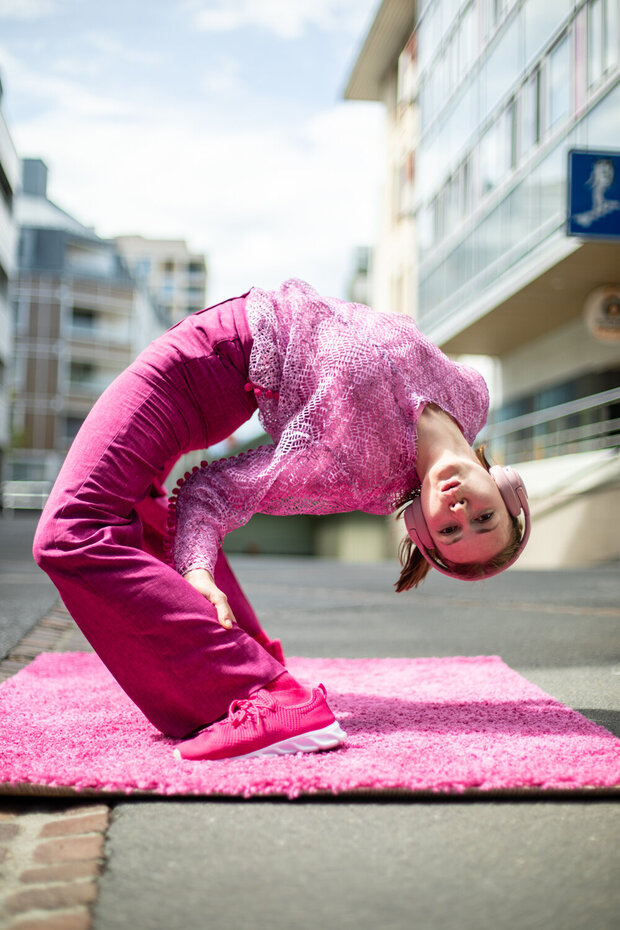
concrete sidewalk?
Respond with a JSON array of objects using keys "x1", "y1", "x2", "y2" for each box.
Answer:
[{"x1": 1, "y1": 516, "x2": 619, "y2": 930}]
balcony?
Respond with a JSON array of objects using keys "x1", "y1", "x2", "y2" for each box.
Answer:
[
  {"x1": 67, "y1": 322, "x2": 131, "y2": 346},
  {"x1": 480, "y1": 387, "x2": 620, "y2": 462}
]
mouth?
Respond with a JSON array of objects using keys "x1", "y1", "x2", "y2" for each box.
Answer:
[{"x1": 440, "y1": 481, "x2": 461, "y2": 493}]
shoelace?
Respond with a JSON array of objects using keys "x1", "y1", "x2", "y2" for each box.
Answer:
[{"x1": 226, "y1": 691, "x2": 277, "y2": 729}]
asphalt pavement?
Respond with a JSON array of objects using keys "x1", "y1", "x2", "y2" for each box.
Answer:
[{"x1": 1, "y1": 514, "x2": 619, "y2": 930}]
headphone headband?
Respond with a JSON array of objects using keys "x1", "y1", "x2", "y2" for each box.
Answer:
[{"x1": 403, "y1": 465, "x2": 530, "y2": 580}]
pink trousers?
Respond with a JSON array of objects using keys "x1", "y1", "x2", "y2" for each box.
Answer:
[{"x1": 33, "y1": 295, "x2": 284, "y2": 737}]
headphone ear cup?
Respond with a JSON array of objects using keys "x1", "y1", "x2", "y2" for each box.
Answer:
[
  {"x1": 490, "y1": 465, "x2": 526, "y2": 517},
  {"x1": 403, "y1": 494, "x2": 434, "y2": 550}
]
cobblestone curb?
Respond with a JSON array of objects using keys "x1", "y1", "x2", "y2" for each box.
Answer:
[
  {"x1": 0, "y1": 802, "x2": 109, "y2": 930},
  {"x1": 0, "y1": 604, "x2": 80, "y2": 685},
  {"x1": 0, "y1": 603, "x2": 110, "y2": 930}
]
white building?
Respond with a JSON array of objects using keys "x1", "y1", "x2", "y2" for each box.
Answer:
[
  {"x1": 0, "y1": 76, "x2": 19, "y2": 488},
  {"x1": 115, "y1": 235, "x2": 208, "y2": 324},
  {"x1": 8, "y1": 160, "x2": 166, "y2": 495},
  {"x1": 347, "y1": 0, "x2": 620, "y2": 567}
]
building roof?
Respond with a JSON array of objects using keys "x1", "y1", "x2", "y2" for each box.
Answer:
[
  {"x1": 344, "y1": 0, "x2": 416, "y2": 101},
  {"x1": 16, "y1": 193, "x2": 97, "y2": 240}
]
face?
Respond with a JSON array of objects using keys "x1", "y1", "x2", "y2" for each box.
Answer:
[{"x1": 420, "y1": 459, "x2": 513, "y2": 566}]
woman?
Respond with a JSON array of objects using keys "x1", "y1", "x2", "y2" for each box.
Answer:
[{"x1": 33, "y1": 280, "x2": 529, "y2": 762}]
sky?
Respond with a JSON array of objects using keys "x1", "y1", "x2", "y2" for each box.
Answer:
[{"x1": 0, "y1": 0, "x2": 385, "y2": 303}]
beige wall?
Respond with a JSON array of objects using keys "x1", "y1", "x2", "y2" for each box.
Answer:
[
  {"x1": 516, "y1": 484, "x2": 620, "y2": 569},
  {"x1": 501, "y1": 314, "x2": 620, "y2": 402},
  {"x1": 371, "y1": 70, "x2": 417, "y2": 320}
]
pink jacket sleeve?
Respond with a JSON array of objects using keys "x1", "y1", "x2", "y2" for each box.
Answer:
[{"x1": 168, "y1": 445, "x2": 278, "y2": 577}]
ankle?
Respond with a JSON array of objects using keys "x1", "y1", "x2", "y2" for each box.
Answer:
[{"x1": 263, "y1": 671, "x2": 311, "y2": 706}]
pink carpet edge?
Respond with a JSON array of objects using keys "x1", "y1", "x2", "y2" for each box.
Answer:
[{"x1": 1, "y1": 651, "x2": 619, "y2": 800}]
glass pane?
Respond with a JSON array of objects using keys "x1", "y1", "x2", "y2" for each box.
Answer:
[
  {"x1": 484, "y1": 15, "x2": 521, "y2": 117},
  {"x1": 509, "y1": 178, "x2": 531, "y2": 246},
  {"x1": 548, "y1": 34, "x2": 571, "y2": 128},
  {"x1": 524, "y1": 0, "x2": 573, "y2": 66},
  {"x1": 584, "y1": 79, "x2": 620, "y2": 146},
  {"x1": 538, "y1": 145, "x2": 564, "y2": 222},
  {"x1": 521, "y1": 69, "x2": 541, "y2": 153},
  {"x1": 418, "y1": 203, "x2": 435, "y2": 260},
  {"x1": 588, "y1": 0, "x2": 604, "y2": 85},
  {"x1": 606, "y1": 0, "x2": 619, "y2": 70},
  {"x1": 459, "y1": 2, "x2": 478, "y2": 75}
]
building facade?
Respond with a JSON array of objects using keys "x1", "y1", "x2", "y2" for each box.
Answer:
[
  {"x1": 0, "y1": 77, "x2": 19, "y2": 488},
  {"x1": 347, "y1": 0, "x2": 620, "y2": 566},
  {"x1": 346, "y1": 1, "x2": 418, "y2": 318},
  {"x1": 7, "y1": 160, "x2": 165, "y2": 495},
  {"x1": 115, "y1": 235, "x2": 208, "y2": 324}
]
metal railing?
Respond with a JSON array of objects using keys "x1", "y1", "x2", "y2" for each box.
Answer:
[
  {"x1": 1, "y1": 480, "x2": 52, "y2": 513},
  {"x1": 480, "y1": 387, "x2": 620, "y2": 462}
]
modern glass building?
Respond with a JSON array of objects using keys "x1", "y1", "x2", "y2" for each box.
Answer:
[
  {"x1": 347, "y1": 0, "x2": 620, "y2": 566},
  {"x1": 416, "y1": 0, "x2": 618, "y2": 342}
]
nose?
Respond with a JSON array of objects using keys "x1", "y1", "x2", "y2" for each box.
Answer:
[{"x1": 449, "y1": 498, "x2": 467, "y2": 512}]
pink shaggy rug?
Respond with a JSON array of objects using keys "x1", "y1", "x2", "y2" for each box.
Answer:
[{"x1": 1, "y1": 652, "x2": 619, "y2": 798}]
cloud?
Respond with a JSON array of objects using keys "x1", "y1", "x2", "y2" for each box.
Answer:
[
  {"x1": 1, "y1": 8, "x2": 384, "y2": 301},
  {"x1": 9, "y1": 84, "x2": 383, "y2": 299},
  {"x1": 0, "y1": 0, "x2": 59, "y2": 19},
  {"x1": 183, "y1": 0, "x2": 373, "y2": 40},
  {"x1": 82, "y1": 32, "x2": 163, "y2": 69}
]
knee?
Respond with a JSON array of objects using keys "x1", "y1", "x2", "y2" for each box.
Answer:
[{"x1": 32, "y1": 515, "x2": 60, "y2": 572}]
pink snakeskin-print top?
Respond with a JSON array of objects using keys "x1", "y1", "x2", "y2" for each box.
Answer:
[{"x1": 166, "y1": 279, "x2": 489, "y2": 575}]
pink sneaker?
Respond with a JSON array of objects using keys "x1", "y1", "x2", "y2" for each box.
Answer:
[{"x1": 173, "y1": 684, "x2": 346, "y2": 762}]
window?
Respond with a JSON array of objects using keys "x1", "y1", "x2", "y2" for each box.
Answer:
[
  {"x1": 398, "y1": 33, "x2": 418, "y2": 105},
  {"x1": 484, "y1": 14, "x2": 520, "y2": 115},
  {"x1": 64, "y1": 416, "x2": 85, "y2": 441},
  {"x1": 397, "y1": 152, "x2": 416, "y2": 217},
  {"x1": 548, "y1": 34, "x2": 571, "y2": 129},
  {"x1": 524, "y1": 0, "x2": 573, "y2": 65},
  {"x1": 418, "y1": 1, "x2": 443, "y2": 74},
  {"x1": 479, "y1": 102, "x2": 515, "y2": 197},
  {"x1": 418, "y1": 203, "x2": 435, "y2": 258},
  {"x1": 69, "y1": 361, "x2": 95, "y2": 384},
  {"x1": 606, "y1": 0, "x2": 619, "y2": 72},
  {"x1": 588, "y1": 0, "x2": 619, "y2": 87},
  {"x1": 588, "y1": 0, "x2": 604, "y2": 85},
  {"x1": 0, "y1": 161, "x2": 13, "y2": 212},
  {"x1": 71, "y1": 307, "x2": 96, "y2": 329},
  {"x1": 521, "y1": 68, "x2": 541, "y2": 155},
  {"x1": 134, "y1": 258, "x2": 151, "y2": 280},
  {"x1": 459, "y1": 3, "x2": 477, "y2": 77}
]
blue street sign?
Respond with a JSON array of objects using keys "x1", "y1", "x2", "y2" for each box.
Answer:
[{"x1": 567, "y1": 149, "x2": 620, "y2": 239}]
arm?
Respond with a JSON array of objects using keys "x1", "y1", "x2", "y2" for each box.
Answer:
[
  {"x1": 183, "y1": 568, "x2": 236, "y2": 629},
  {"x1": 170, "y1": 444, "x2": 279, "y2": 578},
  {"x1": 170, "y1": 445, "x2": 280, "y2": 628}
]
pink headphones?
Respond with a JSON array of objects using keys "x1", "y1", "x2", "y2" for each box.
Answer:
[{"x1": 403, "y1": 465, "x2": 531, "y2": 580}]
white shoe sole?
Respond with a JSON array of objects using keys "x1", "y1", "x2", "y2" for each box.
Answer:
[{"x1": 173, "y1": 721, "x2": 347, "y2": 762}]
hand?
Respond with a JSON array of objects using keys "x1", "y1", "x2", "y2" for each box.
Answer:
[{"x1": 183, "y1": 568, "x2": 236, "y2": 630}]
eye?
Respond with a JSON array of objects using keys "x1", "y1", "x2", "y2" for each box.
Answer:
[
  {"x1": 439, "y1": 525, "x2": 458, "y2": 536},
  {"x1": 476, "y1": 511, "x2": 494, "y2": 524}
]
